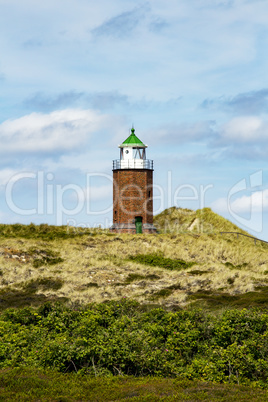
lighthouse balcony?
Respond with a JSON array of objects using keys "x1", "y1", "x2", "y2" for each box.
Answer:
[{"x1": 113, "y1": 159, "x2": 153, "y2": 170}]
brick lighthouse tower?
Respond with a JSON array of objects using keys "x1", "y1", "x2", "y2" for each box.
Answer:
[{"x1": 110, "y1": 128, "x2": 157, "y2": 234}]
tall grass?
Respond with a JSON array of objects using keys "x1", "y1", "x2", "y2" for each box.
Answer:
[{"x1": 0, "y1": 208, "x2": 267, "y2": 310}]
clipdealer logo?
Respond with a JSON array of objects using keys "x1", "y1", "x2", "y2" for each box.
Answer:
[
  {"x1": 5, "y1": 169, "x2": 264, "y2": 232},
  {"x1": 4, "y1": 170, "x2": 214, "y2": 227},
  {"x1": 227, "y1": 170, "x2": 263, "y2": 233}
]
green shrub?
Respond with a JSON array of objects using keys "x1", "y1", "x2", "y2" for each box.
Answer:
[
  {"x1": 149, "y1": 284, "x2": 182, "y2": 300},
  {"x1": 225, "y1": 262, "x2": 248, "y2": 270},
  {"x1": 129, "y1": 253, "x2": 195, "y2": 271},
  {"x1": 0, "y1": 300, "x2": 267, "y2": 388}
]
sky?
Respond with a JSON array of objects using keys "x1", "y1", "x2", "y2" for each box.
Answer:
[{"x1": 1, "y1": 0, "x2": 268, "y2": 239}]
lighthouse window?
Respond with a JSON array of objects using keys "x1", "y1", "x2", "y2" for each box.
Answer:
[
  {"x1": 125, "y1": 150, "x2": 129, "y2": 154},
  {"x1": 133, "y1": 148, "x2": 143, "y2": 159}
]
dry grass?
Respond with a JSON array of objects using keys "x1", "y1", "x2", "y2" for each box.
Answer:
[{"x1": 1, "y1": 208, "x2": 268, "y2": 310}]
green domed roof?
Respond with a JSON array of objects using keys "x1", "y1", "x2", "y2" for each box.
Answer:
[{"x1": 119, "y1": 128, "x2": 147, "y2": 148}]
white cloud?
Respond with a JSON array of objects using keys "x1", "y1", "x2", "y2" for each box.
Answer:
[
  {"x1": 220, "y1": 116, "x2": 268, "y2": 143},
  {"x1": 0, "y1": 109, "x2": 111, "y2": 156},
  {"x1": 212, "y1": 189, "x2": 268, "y2": 214},
  {"x1": 231, "y1": 190, "x2": 268, "y2": 213}
]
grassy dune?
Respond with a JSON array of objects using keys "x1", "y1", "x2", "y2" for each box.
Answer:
[
  {"x1": 0, "y1": 211, "x2": 268, "y2": 400},
  {"x1": 153, "y1": 206, "x2": 248, "y2": 234},
  {"x1": 0, "y1": 207, "x2": 267, "y2": 311}
]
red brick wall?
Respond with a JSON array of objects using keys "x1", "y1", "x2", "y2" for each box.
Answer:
[{"x1": 113, "y1": 169, "x2": 153, "y2": 225}]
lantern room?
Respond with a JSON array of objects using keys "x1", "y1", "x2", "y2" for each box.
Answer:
[{"x1": 113, "y1": 128, "x2": 153, "y2": 170}]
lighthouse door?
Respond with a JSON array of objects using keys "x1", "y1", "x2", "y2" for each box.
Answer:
[{"x1": 135, "y1": 216, "x2": 143, "y2": 234}]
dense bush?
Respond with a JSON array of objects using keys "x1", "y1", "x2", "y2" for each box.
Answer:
[
  {"x1": 129, "y1": 253, "x2": 195, "y2": 271},
  {"x1": 0, "y1": 300, "x2": 267, "y2": 388}
]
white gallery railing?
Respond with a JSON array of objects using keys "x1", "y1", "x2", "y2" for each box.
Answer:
[{"x1": 113, "y1": 159, "x2": 153, "y2": 170}]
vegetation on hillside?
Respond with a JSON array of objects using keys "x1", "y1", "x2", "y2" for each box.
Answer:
[
  {"x1": 154, "y1": 207, "x2": 252, "y2": 235},
  {"x1": 0, "y1": 207, "x2": 268, "y2": 310},
  {"x1": 0, "y1": 209, "x2": 268, "y2": 399},
  {"x1": 1, "y1": 368, "x2": 268, "y2": 401},
  {"x1": 0, "y1": 300, "x2": 267, "y2": 389},
  {"x1": 0, "y1": 222, "x2": 96, "y2": 240}
]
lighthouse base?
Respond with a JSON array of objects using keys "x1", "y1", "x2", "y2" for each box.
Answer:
[{"x1": 110, "y1": 223, "x2": 157, "y2": 234}]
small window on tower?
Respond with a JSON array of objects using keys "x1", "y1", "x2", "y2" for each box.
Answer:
[
  {"x1": 115, "y1": 210, "x2": 117, "y2": 220},
  {"x1": 133, "y1": 148, "x2": 138, "y2": 158},
  {"x1": 141, "y1": 149, "x2": 145, "y2": 159},
  {"x1": 148, "y1": 191, "x2": 151, "y2": 198}
]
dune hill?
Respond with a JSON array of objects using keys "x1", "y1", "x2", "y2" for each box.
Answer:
[
  {"x1": 154, "y1": 206, "x2": 250, "y2": 235},
  {"x1": 0, "y1": 207, "x2": 267, "y2": 311}
]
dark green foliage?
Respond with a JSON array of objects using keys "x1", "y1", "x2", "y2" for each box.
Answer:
[
  {"x1": 237, "y1": 263, "x2": 249, "y2": 269},
  {"x1": 0, "y1": 269, "x2": 3, "y2": 276},
  {"x1": 188, "y1": 287, "x2": 268, "y2": 310},
  {"x1": 85, "y1": 282, "x2": 99, "y2": 288},
  {"x1": 227, "y1": 277, "x2": 235, "y2": 285},
  {"x1": 125, "y1": 273, "x2": 160, "y2": 283},
  {"x1": 149, "y1": 284, "x2": 182, "y2": 300},
  {"x1": 149, "y1": 288, "x2": 174, "y2": 299},
  {"x1": 129, "y1": 253, "x2": 195, "y2": 271},
  {"x1": 224, "y1": 262, "x2": 236, "y2": 269},
  {"x1": 224, "y1": 262, "x2": 248, "y2": 270},
  {"x1": 0, "y1": 300, "x2": 267, "y2": 389},
  {"x1": 189, "y1": 270, "x2": 210, "y2": 275}
]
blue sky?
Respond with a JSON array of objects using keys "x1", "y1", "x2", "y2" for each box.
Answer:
[{"x1": 1, "y1": 0, "x2": 268, "y2": 238}]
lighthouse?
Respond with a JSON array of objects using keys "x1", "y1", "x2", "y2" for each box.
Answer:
[{"x1": 110, "y1": 128, "x2": 157, "y2": 234}]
